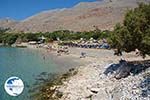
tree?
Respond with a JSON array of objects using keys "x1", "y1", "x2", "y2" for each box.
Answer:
[
  {"x1": 109, "y1": 3, "x2": 150, "y2": 57},
  {"x1": 2, "y1": 34, "x2": 18, "y2": 45}
]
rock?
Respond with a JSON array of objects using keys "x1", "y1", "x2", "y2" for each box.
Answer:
[
  {"x1": 132, "y1": 84, "x2": 138, "y2": 89},
  {"x1": 50, "y1": 86, "x2": 57, "y2": 90},
  {"x1": 90, "y1": 88, "x2": 100, "y2": 94},
  {"x1": 58, "y1": 59, "x2": 150, "y2": 100},
  {"x1": 92, "y1": 88, "x2": 110, "y2": 100},
  {"x1": 114, "y1": 60, "x2": 131, "y2": 79}
]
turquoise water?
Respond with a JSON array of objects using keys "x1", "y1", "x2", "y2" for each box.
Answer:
[{"x1": 0, "y1": 47, "x2": 65, "y2": 100}]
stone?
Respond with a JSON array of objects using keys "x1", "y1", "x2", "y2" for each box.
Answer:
[
  {"x1": 92, "y1": 88, "x2": 110, "y2": 100},
  {"x1": 90, "y1": 88, "x2": 100, "y2": 94},
  {"x1": 114, "y1": 60, "x2": 131, "y2": 79}
]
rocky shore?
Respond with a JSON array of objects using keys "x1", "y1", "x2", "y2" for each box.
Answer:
[
  {"x1": 28, "y1": 47, "x2": 149, "y2": 100},
  {"x1": 54, "y1": 48, "x2": 150, "y2": 100}
]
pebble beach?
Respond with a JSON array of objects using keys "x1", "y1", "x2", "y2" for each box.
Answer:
[{"x1": 49, "y1": 47, "x2": 150, "y2": 100}]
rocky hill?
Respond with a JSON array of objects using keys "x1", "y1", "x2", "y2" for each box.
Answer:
[
  {"x1": 0, "y1": 0, "x2": 149, "y2": 33},
  {"x1": 0, "y1": 18, "x2": 18, "y2": 29}
]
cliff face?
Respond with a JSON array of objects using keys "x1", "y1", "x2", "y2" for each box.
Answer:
[{"x1": 0, "y1": 0, "x2": 149, "y2": 33}]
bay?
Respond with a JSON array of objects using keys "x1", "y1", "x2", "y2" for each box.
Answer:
[{"x1": 0, "y1": 47, "x2": 70, "y2": 100}]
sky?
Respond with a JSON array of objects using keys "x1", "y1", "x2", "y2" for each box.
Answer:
[{"x1": 0, "y1": 0, "x2": 97, "y2": 20}]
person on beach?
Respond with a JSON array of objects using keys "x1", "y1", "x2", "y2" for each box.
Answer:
[
  {"x1": 80, "y1": 52, "x2": 86, "y2": 58},
  {"x1": 43, "y1": 56, "x2": 45, "y2": 60},
  {"x1": 114, "y1": 49, "x2": 122, "y2": 56}
]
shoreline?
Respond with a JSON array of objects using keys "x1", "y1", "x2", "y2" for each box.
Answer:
[
  {"x1": 25, "y1": 44, "x2": 150, "y2": 100},
  {"x1": 57, "y1": 50, "x2": 150, "y2": 100},
  {"x1": 1, "y1": 45, "x2": 149, "y2": 100},
  {"x1": 26, "y1": 44, "x2": 94, "y2": 74}
]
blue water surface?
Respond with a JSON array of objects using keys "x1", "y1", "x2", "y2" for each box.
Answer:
[{"x1": 0, "y1": 47, "x2": 62, "y2": 100}]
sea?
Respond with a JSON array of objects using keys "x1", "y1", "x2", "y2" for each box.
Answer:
[{"x1": 0, "y1": 47, "x2": 71, "y2": 100}]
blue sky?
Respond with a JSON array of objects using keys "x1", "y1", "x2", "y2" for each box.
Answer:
[{"x1": 0, "y1": 0, "x2": 97, "y2": 20}]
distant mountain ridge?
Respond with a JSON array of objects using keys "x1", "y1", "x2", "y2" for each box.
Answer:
[
  {"x1": 0, "y1": 0, "x2": 149, "y2": 33},
  {"x1": 0, "y1": 18, "x2": 18, "y2": 29}
]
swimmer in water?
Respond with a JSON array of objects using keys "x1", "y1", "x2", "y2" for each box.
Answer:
[{"x1": 43, "y1": 56, "x2": 45, "y2": 60}]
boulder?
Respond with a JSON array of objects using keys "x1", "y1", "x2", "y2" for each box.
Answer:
[{"x1": 114, "y1": 60, "x2": 132, "y2": 79}]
